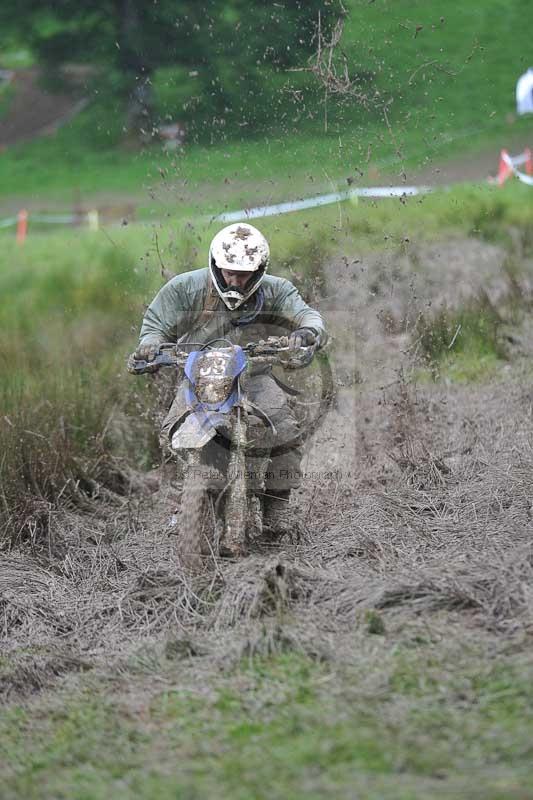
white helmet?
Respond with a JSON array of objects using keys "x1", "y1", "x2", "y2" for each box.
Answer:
[{"x1": 209, "y1": 223, "x2": 270, "y2": 310}]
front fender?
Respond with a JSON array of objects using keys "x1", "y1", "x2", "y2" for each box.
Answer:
[
  {"x1": 171, "y1": 413, "x2": 218, "y2": 450},
  {"x1": 171, "y1": 410, "x2": 233, "y2": 450}
]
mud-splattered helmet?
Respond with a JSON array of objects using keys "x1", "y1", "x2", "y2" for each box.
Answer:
[{"x1": 208, "y1": 223, "x2": 270, "y2": 310}]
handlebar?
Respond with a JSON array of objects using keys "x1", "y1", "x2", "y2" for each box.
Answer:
[{"x1": 129, "y1": 336, "x2": 316, "y2": 375}]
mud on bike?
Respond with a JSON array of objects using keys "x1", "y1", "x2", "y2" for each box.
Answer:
[{"x1": 130, "y1": 336, "x2": 316, "y2": 568}]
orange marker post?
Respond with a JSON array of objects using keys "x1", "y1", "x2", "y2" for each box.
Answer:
[
  {"x1": 16, "y1": 209, "x2": 28, "y2": 244},
  {"x1": 497, "y1": 150, "x2": 513, "y2": 186},
  {"x1": 525, "y1": 148, "x2": 533, "y2": 176}
]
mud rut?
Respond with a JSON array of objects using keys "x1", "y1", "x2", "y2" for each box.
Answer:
[
  {"x1": 3, "y1": 235, "x2": 533, "y2": 699},
  {"x1": 0, "y1": 69, "x2": 88, "y2": 149}
]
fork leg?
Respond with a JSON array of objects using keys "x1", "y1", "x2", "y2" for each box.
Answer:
[{"x1": 223, "y1": 411, "x2": 248, "y2": 557}]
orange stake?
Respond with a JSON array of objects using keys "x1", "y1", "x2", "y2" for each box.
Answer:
[
  {"x1": 497, "y1": 150, "x2": 513, "y2": 186},
  {"x1": 525, "y1": 147, "x2": 533, "y2": 176},
  {"x1": 16, "y1": 209, "x2": 28, "y2": 244}
]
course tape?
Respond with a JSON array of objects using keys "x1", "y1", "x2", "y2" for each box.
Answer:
[
  {"x1": 214, "y1": 185, "x2": 432, "y2": 223},
  {"x1": 0, "y1": 186, "x2": 431, "y2": 232},
  {"x1": 32, "y1": 213, "x2": 78, "y2": 223},
  {"x1": 0, "y1": 212, "x2": 78, "y2": 229}
]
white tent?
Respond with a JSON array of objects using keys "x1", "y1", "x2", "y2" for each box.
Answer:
[{"x1": 516, "y1": 68, "x2": 533, "y2": 115}]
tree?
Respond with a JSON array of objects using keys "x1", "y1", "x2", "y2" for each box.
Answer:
[{"x1": 0, "y1": 0, "x2": 344, "y2": 138}]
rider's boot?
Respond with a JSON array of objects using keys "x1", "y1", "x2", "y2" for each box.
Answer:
[{"x1": 262, "y1": 489, "x2": 291, "y2": 540}]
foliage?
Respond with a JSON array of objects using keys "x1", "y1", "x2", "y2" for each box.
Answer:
[
  {"x1": 0, "y1": 234, "x2": 162, "y2": 539},
  {"x1": 0, "y1": 0, "x2": 342, "y2": 136},
  {"x1": 2, "y1": 0, "x2": 533, "y2": 145},
  {"x1": 1, "y1": 0, "x2": 533, "y2": 196},
  {"x1": 0, "y1": 356, "x2": 160, "y2": 541}
]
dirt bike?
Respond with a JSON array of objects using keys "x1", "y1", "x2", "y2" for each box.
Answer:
[{"x1": 130, "y1": 336, "x2": 315, "y2": 569}]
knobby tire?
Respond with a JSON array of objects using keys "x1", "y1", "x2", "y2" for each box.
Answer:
[{"x1": 178, "y1": 470, "x2": 212, "y2": 572}]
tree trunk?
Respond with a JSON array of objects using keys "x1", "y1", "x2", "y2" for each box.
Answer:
[{"x1": 116, "y1": 0, "x2": 155, "y2": 141}]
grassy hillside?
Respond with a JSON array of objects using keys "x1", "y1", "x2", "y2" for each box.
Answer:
[{"x1": 1, "y1": 0, "x2": 533, "y2": 209}]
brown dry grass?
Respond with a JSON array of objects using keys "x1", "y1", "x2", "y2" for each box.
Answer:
[
  {"x1": 2, "y1": 235, "x2": 533, "y2": 702},
  {"x1": 3, "y1": 355, "x2": 533, "y2": 696}
]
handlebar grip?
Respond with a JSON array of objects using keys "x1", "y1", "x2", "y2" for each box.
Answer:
[
  {"x1": 130, "y1": 352, "x2": 177, "y2": 373},
  {"x1": 285, "y1": 344, "x2": 316, "y2": 369}
]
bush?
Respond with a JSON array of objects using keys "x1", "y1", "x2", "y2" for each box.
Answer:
[{"x1": 415, "y1": 295, "x2": 506, "y2": 382}]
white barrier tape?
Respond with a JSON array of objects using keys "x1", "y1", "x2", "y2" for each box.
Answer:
[
  {"x1": 0, "y1": 212, "x2": 85, "y2": 229},
  {"x1": 31, "y1": 214, "x2": 78, "y2": 223},
  {"x1": 502, "y1": 150, "x2": 530, "y2": 167},
  {"x1": 0, "y1": 185, "x2": 432, "y2": 232},
  {"x1": 214, "y1": 185, "x2": 432, "y2": 223},
  {"x1": 513, "y1": 169, "x2": 533, "y2": 186}
]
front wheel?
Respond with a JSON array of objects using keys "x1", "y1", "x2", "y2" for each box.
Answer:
[
  {"x1": 178, "y1": 463, "x2": 215, "y2": 572},
  {"x1": 223, "y1": 474, "x2": 248, "y2": 557},
  {"x1": 222, "y1": 423, "x2": 248, "y2": 557}
]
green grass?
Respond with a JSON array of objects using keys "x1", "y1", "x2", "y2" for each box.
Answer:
[
  {"x1": 2, "y1": 104, "x2": 532, "y2": 213},
  {"x1": 436, "y1": 350, "x2": 502, "y2": 383},
  {"x1": 2, "y1": 649, "x2": 533, "y2": 799},
  {"x1": 0, "y1": 226, "x2": 166, "y2": 535},
  {"x1": 0, "y1": 47, "x2": 33, "y2": 69},
  {"x1": 2, "y1": 0, "x2": 533, "y2": 207},
  {"x1": 416, "y1": 299, "x2": 507, "y2": 383}
]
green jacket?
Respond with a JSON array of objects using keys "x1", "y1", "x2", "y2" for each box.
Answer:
[{"x1": 138, "y1": 268, "x2": 327, "y2": 348}]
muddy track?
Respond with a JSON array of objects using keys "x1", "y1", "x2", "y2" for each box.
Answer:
[
  {"x1": 2, "y1": 235, "x2": 533, "y2": 700},
  {"x1": 0, "y1": 69, "x2": 87, "y2": 148}
]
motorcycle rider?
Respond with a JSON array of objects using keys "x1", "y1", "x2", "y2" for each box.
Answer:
[{"x1": 128, "y1": 222, "x2": 327, "y2": 536}]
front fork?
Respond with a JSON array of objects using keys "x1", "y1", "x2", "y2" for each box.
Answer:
[{"x1": 223, "y1": 406, "x2": 248, "y2": 556}]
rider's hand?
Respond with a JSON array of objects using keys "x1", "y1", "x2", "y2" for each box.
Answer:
[
  {"x1": 289, "y1": 328, "x2": 317, "y2": 350},
  {"x1": 127, "y1": 342, "x2": 160, "y2": 374}
]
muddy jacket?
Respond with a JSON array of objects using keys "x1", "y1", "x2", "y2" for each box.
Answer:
[{"x1": 138, "y1": 268, "x2": 327, "y2": 348}]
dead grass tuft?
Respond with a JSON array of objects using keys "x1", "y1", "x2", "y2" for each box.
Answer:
[{"x1": 0, "y1": 647, "x2": 91, "y2": 700}]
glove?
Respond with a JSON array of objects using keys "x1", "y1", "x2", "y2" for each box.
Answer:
[
  {"x1": 127, "y1": 342, "x2": 161, "y2": 374},
  {"x1": 289, "y1": 328, "x2": 317, "y2": 350}
]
